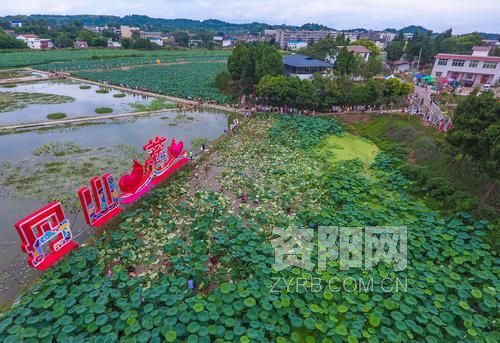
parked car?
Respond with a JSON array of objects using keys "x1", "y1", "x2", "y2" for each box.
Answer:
[{"x1": 481, "y1": 84, "x2": 491, "y2": 92}]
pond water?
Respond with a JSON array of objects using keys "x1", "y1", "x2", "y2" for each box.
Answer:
[
  {"x1": 0, "y1": 108, "x2": 231, "y2": 305},
  {"x1": 0, "y1": 79, "x2": 153, "y2": 126}
]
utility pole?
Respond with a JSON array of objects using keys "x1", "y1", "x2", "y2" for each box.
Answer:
[{"x1": 416, "y1": 47, "x2": 422, "y2": 71}]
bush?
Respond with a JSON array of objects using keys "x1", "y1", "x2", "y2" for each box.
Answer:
[
  {"x1": 79, "y1": 85, "x2": 91, "y2": 89},
  {"x1": 2, "y1": 83, "x2": 16, "y2": 88},
  {"x1": 46, "y1": 112, "x2": 67, "y2": 120},
  {"x1": 113, "y1": 93, "x2": 126, "y2": 98},
  {"x1": 95, "y1": 107, "x2": 113, "y2": 114},
  {"x1": 96, "y1": 88, "x2": 110, "y2": 94}
]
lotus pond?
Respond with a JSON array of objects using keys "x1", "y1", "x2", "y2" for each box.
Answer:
[
  {"x1": 0, "y1": 114, "x2": 497, "y2": 342},
  {"x1": 0, "y1": 79, "x2": 155, "y2": 126}
]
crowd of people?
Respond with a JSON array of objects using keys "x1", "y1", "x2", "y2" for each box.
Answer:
[{"x1": 409, "y1": 89, "x2": 454, "y2": 132}]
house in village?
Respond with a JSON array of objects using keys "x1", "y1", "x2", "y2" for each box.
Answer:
[
  {"x1": 345, "y1": 45, "x2": 372, "y2": 61},
  {"x1": 283, "y1": 54, "x2": 334, "y2": 80},
  {"x1": 16, "y1": 34, "x2": 53, "y2": 49},
  {"x1": 431, "y1": 46, "x2": 500, "y2": 86}
]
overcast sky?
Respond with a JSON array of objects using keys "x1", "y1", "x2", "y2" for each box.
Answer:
[{"x1": 1, "y1": 0, "x2": 499, "y2": 34}]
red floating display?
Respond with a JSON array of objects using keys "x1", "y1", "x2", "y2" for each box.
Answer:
[
  {"x1": 15, "y1": 202, "x2": 78, "y2": 270},
  {"x1": 15, "y1": 135, "x2": 189, "y2": 270},
  {"x1": 78, "y1": 173, "x2": 122, "y2": 227},
  {"x1": 119, "y1": 136, "x2": 189, "y2": 203}
]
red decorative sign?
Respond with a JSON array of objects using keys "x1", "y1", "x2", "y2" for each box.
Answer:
[
  {"x1": 119, "y1": 136, "x2": 189, "y2": 204},
  {"x1": 78, "y1": 173, "x2": 122, "y2": 227},
  {"x1": 15, "y1": 136, "x2": 189, "y2": 270},
  {"x1": 15, "y1": 202, "x2": 78, "y2": 270}
]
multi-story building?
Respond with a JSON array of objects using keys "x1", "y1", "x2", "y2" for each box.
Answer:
[
  {"x1": 431, "y1": 46, "x2": 500, "y2": 86},
  {"x1": 287, "y1": 40, "x2": 308, "y2": 50},
  {"x1": 16, "y1": 34, "x2": 53, "y2": 49},
  {"x1": 275, "y1": 29, "x2": 337, "y2": 49},
  {"x1": 120, "y1": 26, "x2": 140, "y2": 39}
]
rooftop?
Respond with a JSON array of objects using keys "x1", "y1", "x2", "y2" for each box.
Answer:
[
  {"x1": 283, "y1": 54, "x2": 333, "y2": 68},
  {"x1": 435, "y1": 53, "x2": 500, "y2": 62},
  {"x1": 17, "y1": 34, "x2": 38, "y2": 39},
  {"x1": 346, "y1": 45, "x2": 371, "y2": 54},
  {"x1": 472, "y1": 46, "x2": 491, "y2": 51},
  {"x1": 392, "y1": 60, "x2": 410, "y2": 65}
]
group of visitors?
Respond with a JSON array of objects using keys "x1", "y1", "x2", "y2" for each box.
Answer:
[{"x1": 409, "y1": 91, "x2": 453, "y2": 132}]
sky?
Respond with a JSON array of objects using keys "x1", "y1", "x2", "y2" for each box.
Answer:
[{"x1": 1, "y1": 0, "x2": 499, "y2": 34}]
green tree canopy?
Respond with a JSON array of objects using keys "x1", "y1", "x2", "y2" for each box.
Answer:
[{"x1": 446, "y1": 89, "x2": 499, "y2": 208}]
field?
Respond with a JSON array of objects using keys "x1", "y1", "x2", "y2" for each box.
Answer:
[
  {"x1": 0, "y1": 115, "x2": 496, "y2": 342},
  {"x1": 0, "y1": 49, "x2": 230, "y2": 69},
  {"x1": 35, "y1": 54, "x2": 229, "y2": 73},
  {"x1": 75, "y1": 62, "x2": 232, "y2": 103}
]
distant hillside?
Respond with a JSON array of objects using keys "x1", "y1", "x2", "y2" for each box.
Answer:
[
  {"x1": 300, "y1": 23, "x2": 335, "y2": 31},
  {"x1": 0, "y1": 15, "x2": 301, "y2": 34},
  {"x1": 383, "y1": 25, "x2": 430, "y2": 34},
  {"x1": 476, "y1": 32, "x2": 500, "y2": 40}
]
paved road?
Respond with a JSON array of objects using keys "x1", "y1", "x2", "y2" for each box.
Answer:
[{"x1": 413, "y1": 85, "x2": 443, "y2": 118}]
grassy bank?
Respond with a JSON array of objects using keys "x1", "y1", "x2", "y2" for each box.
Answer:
[{"x1": 346, "y1": 114, "x2": 498, "y2": 245}]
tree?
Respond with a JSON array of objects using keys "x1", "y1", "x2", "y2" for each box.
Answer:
[
  {"x1": 299, "y1": 35, "x2": 337, "y2": 60},
  {"x1": 386, "y1": 41, "x2": 405, "y2": 61},
  {"x1": 0, "y1": 32, "x2": 27, "y2": 49},
  {"x1": 54, "y1": 33, "x2": 74, "y2": 48},
  {"x1": 133, "y1": 38, "x2": 154, "y2": 49},
  {"x1": 76, "y1": 29, "x2": 95, "y2": 43},
  {"x1": 335, "y1": 47, "x2": 361, "y2": 77},
  {"x1": 173, "y1": 31, "x2": 189, "y2": 47},
  {"x1": 406, "y1": 31, "x2": 435, "y2": 64},
  {"x1": 228, "y1": 42, "x2": 249, "y2": 81},
  {"x1": 355, "y1": 39, "x2": 380, "y2": 56},
  {"x1": 228, "y1": 42, "x2": 283, "y2": 93},
  {"x1": 90, "y1": 37, "x2": 108, "y2": 47},
  {"x1": 214, "y1": 71, "x2": 233, "y2": 93},
  {"x1": 446, "y1": 89, "x2": 499, "y2": 209},
  {"x1": 255, "y1": 44, "x2": 283, "y2": 79},
  {"x1": 120, "y1": 38, "x2": 133, "y2": 49},
  {"x1": 360, "y1": 56, "x2": 383, "y2": 79}
]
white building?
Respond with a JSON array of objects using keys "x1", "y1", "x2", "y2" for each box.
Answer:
[
  {"x1": 10, "y1": 20, "x2": 22, "y2": 28},
  {"x1": 287, "y1": 40, "x2": 308, "y2": 50},
  {"x1": 148, "y1": 38, "x2": 164, "y2": 46},
  {"x1": 391, "y1": 60, "x2": 411, "y2": 73},
  {"x1": 275, "y1": 29, "x2": 337, "y2": 49},
  {"x1": 16, "y1": 34, "x2": 53, "y2": 49},
  {"x1": 107, "y1": 40, "x2": 121, "y2": 48},
  {"x1": 431, "y1": 46, "x2": 500, "y2": 86},
  {"x1": 222, "y1": 38, "x2": 237, "y2": 47}
]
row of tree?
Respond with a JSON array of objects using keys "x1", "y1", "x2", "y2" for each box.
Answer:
[
  {"x1": 256, "y1": 75, "x2": 414, "y2": 111},
  {"x1": 386, "y1": 29, "x2": 499, "y2": 63}
]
